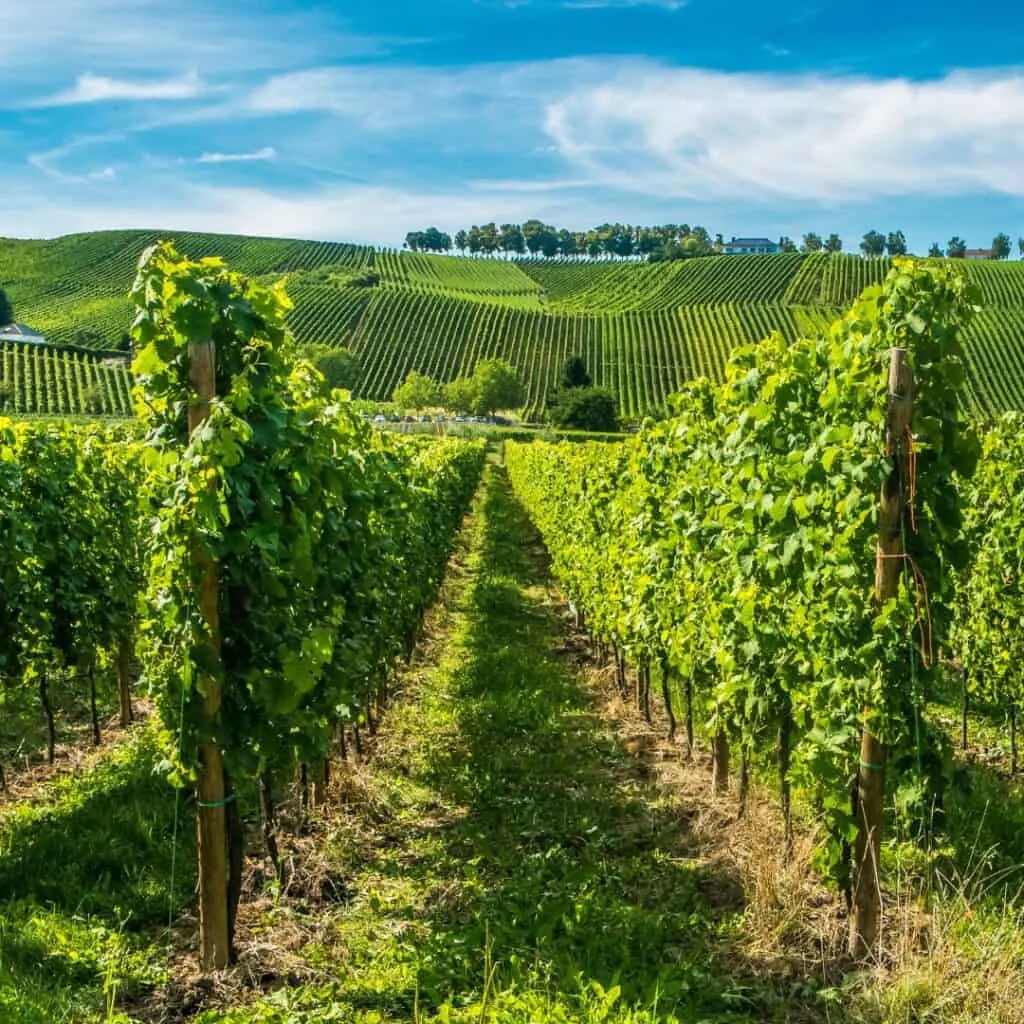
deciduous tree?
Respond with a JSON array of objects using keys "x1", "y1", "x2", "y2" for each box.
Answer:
[
  {"x1": 547, "y1": 387, "x2": 619, "y2": 432},
  {"x1": 298, "y1": 345, "x2": 361, "y2": 391},
  {"x1": 559, "y1": 355, "x2": 591, "y2": 390},
  {"x1": 393, "y1": 371, "x2": 441, "y2": 410},
  {"x1": 886, "y1": 231, "x2": 908, "y2": 256},
  {"x1": 860, "y1": 230, "x2": 886, "y2": 257},
  {"x1": 472, "y1": 358, "x2": 524, "y2": 414}
]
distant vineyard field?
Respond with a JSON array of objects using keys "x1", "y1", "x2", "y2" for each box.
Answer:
[
  {"x1": 2, "y1": 230, "x2": 1024, "y2": 419},
  {"x1": 0, "y1": 340, "x2": 132, "y2": 416}
]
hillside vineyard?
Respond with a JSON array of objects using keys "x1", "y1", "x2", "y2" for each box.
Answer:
[{"x1": 3, "y1": 230, "x2": 1024, "y2": 418}]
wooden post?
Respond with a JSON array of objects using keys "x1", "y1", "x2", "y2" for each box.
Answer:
[
  {"x1": 88, "y1": 660, "x2": 100, "y2": 746},
  {"x1": 850, "y1": 347, "x2": 913, "y2": 960},
  {"x1": 684, "y1": 673, "x2": 695, "y2": 760},
  {"x1": 659, "y1": 653, "x2": 677, "y2": 742},
  {"x1": 711, "y1": 726, "x2": 729, "y2": 795},
  {"x1": 117, "y1": 637, "x2": 133, "y2": 727},
  {"x1": 310, "y1": 760, "x2": 329, "y2": 808},
  {"x1": 737, "y1": 746, "x2": 750, "y2": 818},
  {"x1": 189, "y1": 338, "x2": 230, "y2": 972}
]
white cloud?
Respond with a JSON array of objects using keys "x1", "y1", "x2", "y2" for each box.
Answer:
[
  {"x1": 543, "y1": 66, "x2": 1024, "y2": 201},
  {"x1": 0, "y1": 180, "x2": 615, "y2": 245},
  {"x1": 0, "y1": 0, "x2": 406, "y2": 84},
  {"x1": 28, "y1": 134, "x2": 124, "y2": 183},
  {"x1": 37, "y1": 71, "x2": 207, "y2": 106},
  {"x1": 240, "y1": 60, "x2": 602, "y2": 132},
  {"x1": 197, "y1": 146, "x2": 277, "y2": 164}
]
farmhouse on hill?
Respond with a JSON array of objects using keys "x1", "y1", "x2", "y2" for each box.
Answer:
[
  {"x1": 724, "y1": 237, "x2": 780, "y2": 255},
  {"x1": 965, "y1": 248, "x2": 995, "y2": 261},
  {"x1": 0, "y1": 322, "x2": 46, "y2": 344}
]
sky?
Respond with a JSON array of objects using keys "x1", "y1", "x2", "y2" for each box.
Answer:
[{"x1": 1, "y1": 0, "x2": 1023, "y2": 253}]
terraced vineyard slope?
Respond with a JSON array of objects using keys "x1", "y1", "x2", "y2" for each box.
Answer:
[
  {"x1": 0, "y1": 340, "x2": 132, "y2": 416},
  {"x1": 2, "y1": 230, "x2": 1024, "y2": 418}
]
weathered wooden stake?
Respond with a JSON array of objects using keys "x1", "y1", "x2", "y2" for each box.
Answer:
[
  {"x1": 310, "y1": 760, "x2": 329, "y2": 808},
  {"x1": 712, "y1": 726, "x2": 729, "y2": 795},
  {"x1": 117, "y1": 637, "x2": 133, "y2": 727},
  {"x1": 684, "y1": 673, "x2": 695, "y2": 760},
  {"x1": 850, "y1": 347, "x2": 913, "y2": 960},
  {"x1": 189, "y1": 338, "x2": 230, "y2": 972},
  {"x1": 779, "y1": 694, "x2": 794, "y2": 854},
  {"x1": 40, "y1": 673, "x2": 55, "y2": 764},
  {"x1": 259, "y1": 770, "x2": 283, "y2": 882},
  {"x1": 88, "y1": 661, "x2": 100, "y2": 746},
  {"x1": 1011, "y1": 705, "x2": 1018, "y2": 774},
  {"x1": 659, "y1": 653, "x2": 677, "y2": 742},
  {"x1": 737, "y1": 746, "x2": 750, "y2": 818}
]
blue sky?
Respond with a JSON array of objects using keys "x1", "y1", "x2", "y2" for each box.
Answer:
[{"x1": 2, "y1": 0, "x2": 1023, "y2": 252}]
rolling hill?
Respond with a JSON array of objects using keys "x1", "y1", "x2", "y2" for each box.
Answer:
[{"x1": 2, "y1": 229, "x2": 1024, "y2": 420}]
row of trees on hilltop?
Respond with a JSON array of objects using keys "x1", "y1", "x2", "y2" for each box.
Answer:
[
  {"x1": 407, "y1": 222, "x2": 803, "y2": 261},
  {"x1": 924, "y1": 234, "x2": 1021, "y2": 260},
  {"x1": 859, "y1": 230, "x2": 1020, "y2": 260},
  {"x1": 406, "y1": 224, "x2": 1024, "y2": 262}
]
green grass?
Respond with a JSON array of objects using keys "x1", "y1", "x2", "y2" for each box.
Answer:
[
  {"x1": 195, "y1": 466, "x2": 837, "y2": 1024},
  {"x1": 0, "y1": 725, "x2": 192, "y2": 1022}
]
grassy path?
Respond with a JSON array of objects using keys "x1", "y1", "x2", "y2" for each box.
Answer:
[{"x1": 206, "y1": 465, "x2": 815, "y2": 1024}]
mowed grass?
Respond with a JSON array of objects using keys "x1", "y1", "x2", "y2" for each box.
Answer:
[
  {"x1": 0, "y1": 726, "x2": 192, "y2": 1022},
  {"x1": 197, "y1": 466, "x2": 835, "y2": 1024}
]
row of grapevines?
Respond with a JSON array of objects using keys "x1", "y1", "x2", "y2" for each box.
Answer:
[
  {"x1": 507, "y1": 259, "x2": 978, "y2": 956},
  {"x1": 345, "y1": 289, "x2": 833, "y2": 416},
  {"x1": 286, "y1": 283, "x2": 373, "y2": 345},
  {"x1": 0, "y1": 420, "x2": 141, "y2": 772},
  {"x1": 0, "y1": 342, "x2": 132, "y2": 416},
  {"x1": 130, "y1": 242, "x2": 486, "y2": 964},
  {"x1": 955, "y1": 413, "x2": 1024, "y2": 766}
]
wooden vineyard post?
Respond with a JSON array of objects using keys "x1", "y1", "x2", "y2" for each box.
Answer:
[
  {"x1": 189, "y1": 338, "x2": 230, "y2": 972},
  {"x1": 117, "y1": 637, "x2": 133, "y2": 727},
  {"x1": 850, "y1": 347, "x2": 913, "y2": 960},
  {"x1": 711, "y1": 725, "x2": 729, "y2": 795}
]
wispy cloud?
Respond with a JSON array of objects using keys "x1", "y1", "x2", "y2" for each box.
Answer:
[
  {"x1": 0, "y1": 0, "x2": 410, "y2": 80},
  {"x1": 36, "y1": 71, "x2": 207, "y2": 106},
  {"x1": 0, "y1": 180, "x2": 617, "y2": 245},
  {"x1": 544, "y1": 65, "x2": 1024, "y2": 201},
  {"x1": 197, "y1": 146, "x2": 277, "y2": 164},
  {"x1": 562, "y1": 0, "x2": 687, "y2": 8},
  {"x1": 239, "y1": 59, "x2": 602, "y2": 134},
  {"x1": 27, "y1": 133, "x2": 125, "y2": 183},
  {"x1": 762, "y1": 43, "x2": 792, "y2": 58}
]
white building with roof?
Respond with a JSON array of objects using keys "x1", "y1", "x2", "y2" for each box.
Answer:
[
  {"x1": 724, "y1": 237, "x2": 780, "y2": 255},
  {"x1": 0, "y1": 322, "x2": 46, "y2": 344}
]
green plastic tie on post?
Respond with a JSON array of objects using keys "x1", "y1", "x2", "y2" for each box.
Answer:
[{"x1": 197, "y1": 793, "x2": 237, "y2": 809}]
